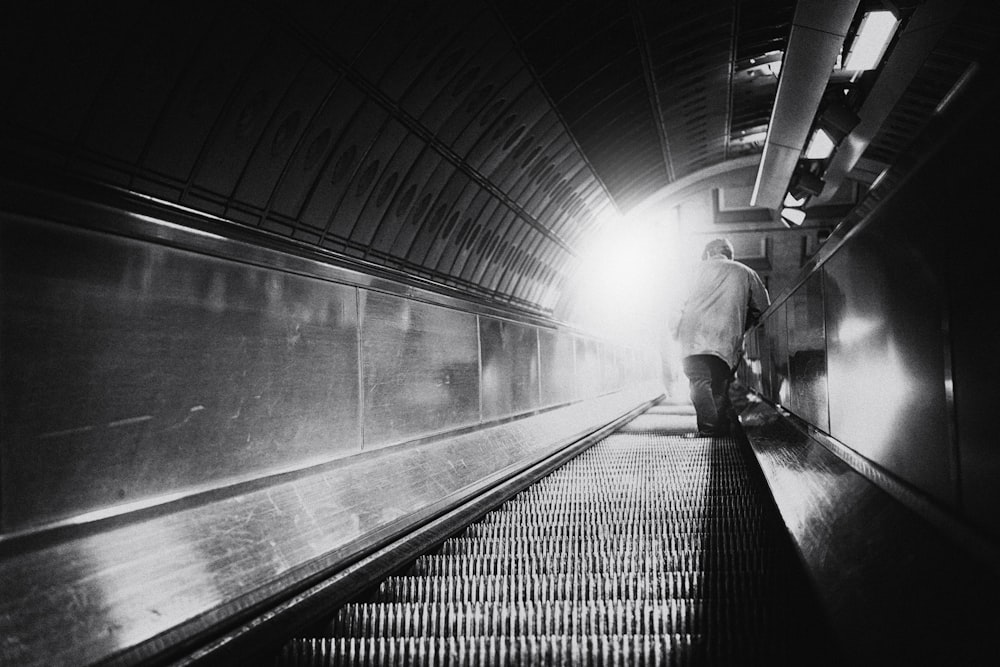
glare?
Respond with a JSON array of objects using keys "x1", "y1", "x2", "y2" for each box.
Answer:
[
  {"x1": 836, "y1": 315, "x2": 879, "y2": 345},
  {"x1": 562, "y1": 210, "x2": 686, "y2": 344},
  {"x1": 803, "y1": 128, "x2": 836, "y2": 160},
  {"x1": 834, "y1": 339, "x2": 915, "y2": 456},
  {"x1": 783, "y1": 191, "x2": 807, "y2": 207},
  {"x1": 843, "y1": 11, "x2": 899, "y2": 71},
  {"x1": 780, "y1": 207, "x2": 806, "y2": 226}
]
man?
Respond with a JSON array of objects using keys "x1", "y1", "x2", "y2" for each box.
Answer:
[{"x1": 674, "y1": 238, "x2": 769, "y2": 437}]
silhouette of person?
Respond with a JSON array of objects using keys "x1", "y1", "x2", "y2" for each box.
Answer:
[{"x1": 673, "y1": 238, "x2": 769, "y2": 436}]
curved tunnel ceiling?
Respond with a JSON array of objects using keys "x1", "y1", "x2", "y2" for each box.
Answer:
[{"x1": 2, "y1": 0, "x2": 997, "y2": 315}]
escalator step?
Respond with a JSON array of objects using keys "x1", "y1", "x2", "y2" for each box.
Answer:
[
  {"x1": 373, "y1": 573, "x2": 779, "y2": 604},
  {"x1": 273, "y1": 421, "x2": 812, "y2": 665},
  {"x1": 407, "y1": 552, "x2": 773, "y2": 575},
  {"x1": 275, "y1": 634, "x2": 702, "y2": 666},
  {"x1": 326, "y1": 600, "x2": 772, "y2": 637}
]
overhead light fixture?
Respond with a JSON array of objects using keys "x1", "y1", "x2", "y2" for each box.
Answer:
[
  {"x1": 784, "y1": 191, "x2": 807, "y2": 208},
  {"x1": 803, "y1": 102, "x2": 861, "y2": 161},
  {"x1": 781, "y1": 207, "x2": 807, "y2": 226},
  {"x1": 843, "y1": 10, "x2": 900, "y2": 71},
  {"x1": 803, "y1": 128, "x2": 837, "y2": 160},
  {"x1": 789, "y1": 169, "x2": 825, "y2": 199}
]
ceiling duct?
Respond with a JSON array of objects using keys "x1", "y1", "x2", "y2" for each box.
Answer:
[{"x1": 750, "y1": 0, "x2": 860, "y2": 209}]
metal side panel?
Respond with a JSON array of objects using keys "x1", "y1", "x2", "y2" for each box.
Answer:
[
  {"x1": 0, "y1": 215, "x2": 362, "y2": 532},
  {"x1": 539, "y1": 328, "x2": 576, "y2": 407},
  {"x1": 741, "y1": 400, "x2": 1000, "y2": 665},
  {"x1": 479, "y1": 316, "x2": 541, "y2": 421},
  {"x1": 0, "y1": 384, "x2": 662, "y2": 667},
  {"x1": 359, "y1": 290, "x2": 481, "y2": 450}
]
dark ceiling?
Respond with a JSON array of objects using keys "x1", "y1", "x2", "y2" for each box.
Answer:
[{"x1": 2, "y1": 0, "x2": 997, "y2": 314}]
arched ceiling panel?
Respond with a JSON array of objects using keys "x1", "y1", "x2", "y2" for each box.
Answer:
[{"x1": 2, "y1": 0, "x2": 998, "y2": 317}]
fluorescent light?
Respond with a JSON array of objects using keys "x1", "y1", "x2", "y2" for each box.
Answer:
[
  {"x1": 781, "y1": 207, "x2": 806, "y2": 226},
  {"x1": 784, "y1": 191, "x2": 807, "y2": 208},
  {"x1": 803, "y1": 128, "x2": 836, "y2": 159},
  {"x1": 843, "y1": 11, "x2": 899, "y2": 71}
]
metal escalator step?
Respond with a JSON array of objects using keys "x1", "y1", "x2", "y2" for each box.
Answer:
[
  {"x1": 274, "y1": 426, "x2": 808, "y2": 665},
  {"x1": 458, "y1": 520, "x2": 760, "y2": 540},
  {"x1": 407, "y1": 552, "x2": 774, "y2": 576},
  {"x1": 371, "y1": 573, "x2": 775, "y2": 604},
  {"x1": 275, "y1": 634, "x2": 702, "y2": 666},
  {"x1": 329, "y1": 600, "x2": 709, "y2": 637},
  {"x1": 435, "y1": 535, "x2": 770, "y2": 556}
]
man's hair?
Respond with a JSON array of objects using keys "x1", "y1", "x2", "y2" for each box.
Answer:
[{"x1": 703, "y1": 238, "x2": 734, "y2": 260}]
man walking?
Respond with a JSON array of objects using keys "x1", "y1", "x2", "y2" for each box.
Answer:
[{"x1": 674, "y1": 238, "x2": 769, "y2": 436}]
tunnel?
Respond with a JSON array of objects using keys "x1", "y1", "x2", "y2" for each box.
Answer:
[{"x1": 2, "y1": 1, "x2": 999, "y2": 665}]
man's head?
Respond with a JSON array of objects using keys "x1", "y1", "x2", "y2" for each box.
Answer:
[{"x1": 702, "y1": 238, "x2": 734, "y2": 260}]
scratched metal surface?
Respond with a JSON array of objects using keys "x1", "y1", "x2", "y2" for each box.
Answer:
[
  {"x1": 823, "y1": 231, "x2": 953, "y2": 507},
  {"x1": 0, "y1": 203, "x2": 659, "y2": 535},
  {"x1": 539, "y1": 328, "x2": 576, "y2": 407},
  {"x1": 574, "y1": 336, "x2": 603, "y2": 400},
  {"x1": 479, "y1": 317, "x2": 541, "y2": 420},
  {"x1": 360, "y1": 291, "x2": 481, "y2": 449},
  {"x1": 0, "y1": 384, "x2": 662, "y2": 667},
  {"x1": 763, "y1": 301, "x2": 789, "y2": 404},
  {"x1": 785, "y1": 270, "x2": 829, "y2": 432},
  {"x1": 0, "y1": 216, "x2": 362, "y2": 532},
  {"x1": 741, "y1": 400, "x2": 1000, "y2": 665}
]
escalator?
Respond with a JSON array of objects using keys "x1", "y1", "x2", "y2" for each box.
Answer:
[{"x1": 270, "y1": 404, "x2": 837, "y2": 666}]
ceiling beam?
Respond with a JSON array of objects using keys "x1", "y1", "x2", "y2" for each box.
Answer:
[{"x1": 750, "y1": 0, "x2": 860, "y2": 209}]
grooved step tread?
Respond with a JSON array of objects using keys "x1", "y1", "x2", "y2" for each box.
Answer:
[
  {"x1": 373, "y1": 573, "x2": 776, "y2": 603},
  {"x1": 275, "y1": 424, "x2": 821, "y2": 666}
]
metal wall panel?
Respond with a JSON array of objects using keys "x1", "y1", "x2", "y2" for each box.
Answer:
[
  {"x1": 0, "y1": 218, "x2": 361, "y2": 531},
  {"x1": 823, "y1": 232, "x2": 954, "y2": 507},
  {"x1": 786, "y1": 270, "x2": 829, "y2": 431},
  {"x1": 540, "y1": 329, "x2": 577, "y2": 406},
  {"x1": 360, "y1": 291, "x2": 480, "y2": 448},
  {"x1": 765, "y1": 301, "x2": 789, "y2": 405},
  {"x1": 575, "y1": 336, "x2": 603, "y2": 400},
  {"x1": 743, "y1": 326, "x2": 765, "y2": 394},
  {"x1": 0, "y1": 384, "x2": 661, "y2": 667},
  {"x1": 479, "y1": 317, "x2": 541, "y2": 420}
]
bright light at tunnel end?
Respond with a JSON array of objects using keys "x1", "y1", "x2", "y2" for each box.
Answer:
[{"x1": 562, "y1": 207, "x2": 687, "y2": 345}]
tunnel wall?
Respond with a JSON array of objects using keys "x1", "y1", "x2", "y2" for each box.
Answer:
[
  {"x1": 740, "y1": 69, "x2": 1000, "y2": 540},
  {"x1": 0, "y1": 180, "x2": 663, "y2": 665},
  {"x1": 0, "y1": 181, "x2": 659, "y2": 535}
]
